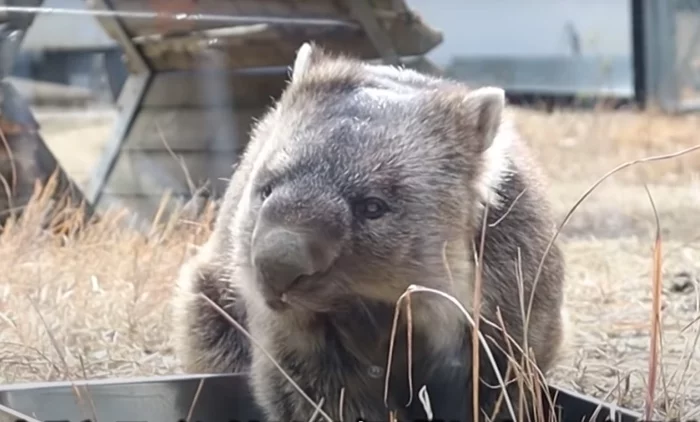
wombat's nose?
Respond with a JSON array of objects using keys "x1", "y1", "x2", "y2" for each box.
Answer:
[{"x1": 251, "y1": 224, "x2": 335, "y2": 297}]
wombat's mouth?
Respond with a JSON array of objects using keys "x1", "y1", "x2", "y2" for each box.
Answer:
[
  {"x1": 263, "y1": 272, "x2": 338, "y2": 313},
  {"x1": 261, "y1": 274, "x2": 309, "y2": 312}
]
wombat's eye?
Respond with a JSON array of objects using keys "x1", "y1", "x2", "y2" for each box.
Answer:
[
  {"x1": 260, "y1": 184, "x2": 273, "y2": 201},
  {"x1": 353, "y1": 197, "x2": 389, "y2": 220}
]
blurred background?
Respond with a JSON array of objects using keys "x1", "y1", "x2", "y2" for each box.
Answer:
[{"x1": 0, "y1": 0, "x2": 665, "y2": 229}]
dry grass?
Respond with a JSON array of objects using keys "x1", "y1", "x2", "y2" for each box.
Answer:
[
  {"x1": 0, "y1": 181, "x2": 215, "y2": 383},
  {"x1": 1, "y1": 103, "x2": 699, "y2": 420}
]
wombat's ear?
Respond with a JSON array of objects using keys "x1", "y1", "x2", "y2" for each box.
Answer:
[
  {"x1": 291, "y1": 42, "x2": 325, "y2": 83},
  {"x1": 461, "y1": 86, "x2": 505, "y2": 152}
]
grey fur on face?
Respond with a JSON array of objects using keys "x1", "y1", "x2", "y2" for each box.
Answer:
[
  {"x1": 171, "y1": 41, "x2": 569, "y2": 422},
  {"x1": 238, "y1": 45, "x2": 511, "y2": 313}
]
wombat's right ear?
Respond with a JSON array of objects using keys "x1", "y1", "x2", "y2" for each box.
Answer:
[
  {"x1": 291, "y1": 42, "x2": 324, "y2": 83},
  {"x1": 461, "y1": 86, "x2": 506, "y2": 152}
]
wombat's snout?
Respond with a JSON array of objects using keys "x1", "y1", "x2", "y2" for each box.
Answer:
[{"x1": 251, "y1": 216, "x2": 341, "y2": 308}]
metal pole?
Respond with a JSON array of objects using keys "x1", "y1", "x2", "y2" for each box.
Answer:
[{"x1": 0, "y1": 5, "x2": 360, "y2": 29}]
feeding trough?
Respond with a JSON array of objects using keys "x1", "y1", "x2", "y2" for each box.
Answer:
[{"x1": 0, "y1": 373, "x2": 642, "y2": 421}]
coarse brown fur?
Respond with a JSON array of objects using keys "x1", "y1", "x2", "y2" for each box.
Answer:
[{"x1": 171, "y1": 43, "x2": 568, "y2": 422}]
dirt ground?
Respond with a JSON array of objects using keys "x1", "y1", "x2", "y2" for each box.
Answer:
[{"x1": 1, "y1": 103, "x2": 699, "y2": 420}]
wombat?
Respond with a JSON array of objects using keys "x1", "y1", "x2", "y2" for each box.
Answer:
[{"x1": 171, "y1": 42, "x2": 568, "y2": 422}]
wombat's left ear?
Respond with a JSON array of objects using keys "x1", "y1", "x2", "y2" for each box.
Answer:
[
  {"x1": 461, "y1": 86, "x2": 505, "y2": 152},
  {"x1": 291, "y1": 42, "x2": 325, "y2": 83}
]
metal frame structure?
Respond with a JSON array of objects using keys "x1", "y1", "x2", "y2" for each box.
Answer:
[
  {"x1": 0, "y1": 372, "x2": 643, "y2": 421},
  {"x1": 631, "y1": 0, "x2": 648, "y2": 108}
]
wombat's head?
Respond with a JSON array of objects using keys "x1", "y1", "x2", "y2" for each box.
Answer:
[{"x1": 234, "y1": 43, "x2": 510, "y2": 314}]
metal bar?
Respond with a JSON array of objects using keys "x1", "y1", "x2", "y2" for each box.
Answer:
[
  {"x1": 158, "y1": 64, "x2": 292, "y2": 77},
  {"x1": 0, "y1": 5, "x2": 359, "y2": 29},
  {"x1": 85, "y1": 72, "x2": 150, "y2": 207},
  {"x1": 342, "y1": 0, "x2": 401, "y2": 66},
  {"x1": 631, "y1": 0, "x2": 647, "y2": 108}
]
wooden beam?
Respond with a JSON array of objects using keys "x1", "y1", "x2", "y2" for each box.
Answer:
[
  {"x1": 102, "y1": 149, "x2": 240, "y2": 196},
  {"x1": 141, "y1": 55, "x2": 441, "y2": 108},
  {"x1": 135, "y1": 22, "x2": 441, "y2": 71},
  {"x1": 122, "y1": 107, "x2": 267, "y2": 151},
  {"x1": 91, "y1": 0, "x2": 442, "y2": 72},
  {"x1": 142, "y1": 67, "x2": 289, "y2": 108},
  {"x1": 342, "y1": 0, "x2": 401, "y2": 66}
]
